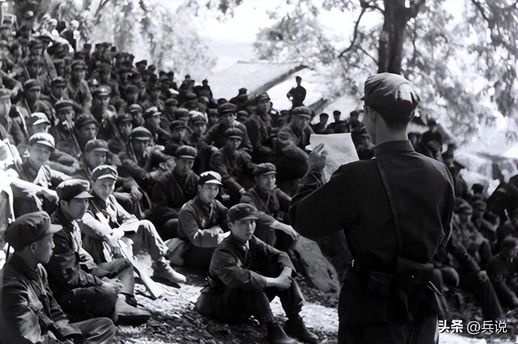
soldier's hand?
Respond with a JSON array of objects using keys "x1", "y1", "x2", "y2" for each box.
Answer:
[
  {"x1": 275, "y1": 275, "x2": 293, "y2": 290},
  {"x1": 477, "y1": 270, "x2": 489, "y2": 282},
  {"x1": 130, "y1": 186, "x2": 143, "y2": 202},
  {"x1": 308, "y1": 143, "x2": 327, "y2": 170}
]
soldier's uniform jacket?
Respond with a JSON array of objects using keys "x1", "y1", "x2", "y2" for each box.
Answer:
[
  {"x1": 210, "y1": 147, "x2": 256, "y2": 195},
  {"x1": 278, "y1": 122, "x2": 313, "y2": 151},
  {"x1": 241, "y1": 186, "x2": 291, "y2": 226},
  {"x1": 94, "y1": 109, "x2": 119, "y2": 142},
  {"x1": 0, "y1": 116, "x2": 25, "y2": 146},
  {"x1": 0, "y1": 255, "x2": 82, "y2": 343},
  {"x1": 290, "y1": 141, "x2": 455, "y2": 324},
  {"x1": 177, "y1": 196, "x2": 228, "y2": 248},
  {"x1": 118, "y1": 144, "x2": 169, "y2": 192},
  {"x1": 205, "y1": 121, "x2": 252, "y2": 153},
  {"x1": 496, "y1": 221, "x2": 518, "y2": 252},
  {"x1": 46, "y1": 208, "x2": 103, "y2": 299},
  {"x1": 488, "y1": 253, "x2": 518, "y2": 302},
  {"x1": 187, "y1": 135, "x2": 218, "y2": 175},
  {"x1": 67, "y1": 79, "x2": 92, "y2": 113},
  {"x1": 151, "y1": 169, "x2": 199, "y2": 213},
  {"x1": 453, "y1": 220, "x2": 492, "y2": 267},
  {"x1": 208, "y1": 235, "x2": 295, "y2": 292},
  {"x1": 49, "y1": 122, "x2": 83, "y2": 160},
  {"x1": 17, "y1": 160, "x2": 70, "y2": 189},
  {"x1": 245, "y1": 113, "x2": 272, "y2": 157}
]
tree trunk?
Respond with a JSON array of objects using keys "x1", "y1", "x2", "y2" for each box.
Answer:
[{"x1": 377, "y1": 0, "x2": 410, "y2": 74}]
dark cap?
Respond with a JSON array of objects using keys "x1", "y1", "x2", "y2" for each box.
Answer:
[
  {"x1": 124, "y1": 84, "x2": 139, "y2": 94},
  {"x1": 29, "y1": 133, "x2": 55, "y2": 149},
  {"x1": 190, "y1": 113, "x2": 207, "y2": 125},
  {"x1": 227, "y1": 203, "x2": 258, "y2": 222},
  {"x1": 144, "y1": 106, "x2": 161, "y2": 119},
  {"x1": 175, "y1": 145, "x2": 197, "y2": 159},
  {"x1": 224, "y1": 127, "x2": 243, "y2": 140},
  {"x1": 28, "y1": 39, "x2": 43, "y2": 49},
  {"x1": 198, "y1": 171, "x2": 223, "y2": 186},
  {"x1": 291, "y1": 106, "x2": 312, "y2": 118},
  {"x1": 92, "y1": 86, "x2": 111, "y2": 98},
  {"x1": 51, "y1": 77, "x2": 66, "y2": 87},
  {"x1": 456, "y1": 202, "x2": 473, "y2": 214},
  {"x1": 165, "y1": 98, "x2": 179, "y2": 107},
  {"x1": 29, "y1": 112, "x2": 50, "y2": 126},
  {"x1": 128, "y1": 104, "x2": 143, "y2": 113},
  {"x1": 5, "y1": 211, "x2": 62, "y2": 250},
  {"x1": 362, "y1": 72, "x2": 419, "y2": 123},
  {"x1": 174, "y1": 108, "x2": 190, "y2": 119},
  {"x1": 332, "y1": 110, "x2": 341, "y2": 116},
  {"x1": 54, "y1": 99, "x2": 74, "y2": 113},
  {"x1": 74, "y1": 115, "x2": 99, "y2": 130},
  {"x1": 91, "y1": 165, "x2": 118, "y2": 181},
  {"x1": 255, "y1": 92, "x2": 270, "y2": 104},
  {"x1": 253, "y1": 163, "x2": 276, "y2": 176},
  {"x1": 85, "y1": 139, "x2": 109, "y2": 153},
  {"x1": 183, "y1": 92, "x2": 197, "y2": 101},
  {"x1": 23, "y1": 79, "x2": 41, "y2": 91},
  {"x1": 115, "y1": 113, "x2": 133, "y2": 125},
  {"x1": 129, "y1": 126, "x2": 152, "y2": 141},
  {"x1": 136, "y1": 59, "x2": 147, "y2": 67},
  {"x1": 56, "y1": 179, "x2": 93, "y2": 202},
  {"x1": 218, "y1": 102, "x2": 237, "y2": 115},
  {"x1": 71, "y1": 60, "x2": 86, "y2": 70},
  {"x1": 170, "y1": 120, "x2": 187, "y2": 131}
]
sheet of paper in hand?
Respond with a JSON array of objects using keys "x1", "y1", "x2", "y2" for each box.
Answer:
[{"x1": 308, "y1": 133, "x2": 359, "y2": 181}]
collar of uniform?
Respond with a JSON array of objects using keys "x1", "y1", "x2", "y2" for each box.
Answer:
[
  {"x1": 374, "y1": 140, "x2": 414, "y2": 157},
  {"x1": 91, "y1": 192, "x2": 109, "y2": 208},
  {"x1": 8, "y1": 253, "x2": 40, "y2": 280},
  {"x1": 229, "y1": 234, "x2": 249, "y2": 252},
  {"x1": 193, "y1": 196, "x2": 214, "y2": 213}
]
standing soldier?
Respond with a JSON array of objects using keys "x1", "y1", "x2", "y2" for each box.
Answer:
[
  {"x1": 290, "y1": 73, "x2": 455, "y2": 343},
  {"x1": 196, "y1": 203, "x2": 318, "y2": 344},
  {"x1": 0, "y1": 212, "x2": 117, "y2": 344},
  {"x1": 286, "y1": 75, "x2": 306, "y2": 108}
]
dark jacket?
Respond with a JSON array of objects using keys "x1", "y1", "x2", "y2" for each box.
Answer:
[{"x1": 290, "y1": 140, "x2": 455, "y2": 324}]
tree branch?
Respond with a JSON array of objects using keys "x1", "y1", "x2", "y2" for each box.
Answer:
[
  {"x1": 471, "y1": 0, "x2": 490, "y2": 24},
  {"x1": 94, "y1": 0, "x2": 112, "y2": 21},
  {"x1": 337, "y1": 3, "x2": 368, "y2": 58}
]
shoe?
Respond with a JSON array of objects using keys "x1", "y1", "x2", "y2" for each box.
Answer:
[
  {"x1": 115, "y1": 298, "x2": 150, "y2": 325},
  {"x1": 267, "y1": 323, "x2": 295, "y2": 344},
  {"x1": 153, "y1": 259, "x2": 187, "y2": 285},
  {"x1": 125, "y1": 294, "x2": 138, "y2": 307},
  {"x1": 284, "y1": 315, "x2": 319, "y2": 343}
]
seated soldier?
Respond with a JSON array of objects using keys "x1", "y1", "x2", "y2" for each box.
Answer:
[
  {"x1": 108, "y1": 113, "x2": 133, "y2": 154},
  {"x1": 277, "y1": 106, "x2": 313, "y2": 151},
  {"x1": 80, "y1": 165, "x2": 186, "y2": 285},
  {"x1": 241, "y1": 163, "x2": 299, "y2": 251},
  {"x1": 149, "y1": 145, "x2": 199, "y2": 240},
  {"x1": 164, "y1": 120, "x2": 189, "y2": 155},
  {"x1": 46, "y1": 179, "x2": 150, "y2": 324},
  {"x1": 11, "y1": 133, "x2": 70, "y2": 215},
  {"x1": 209, "y1": 127, "x2": 257, "y2": 205},
  {"x1": 0, "y1": 212, "x2": 117, "y2": 344},
  {"x1": 196, "y1": 203, "x2": 318, "y2": 344},
  {"x1": 187, "y1": 113, "x2": 218, "y2": 175},
  {"x1": 488, "y1": 237, "x2": 518, "y2": 309},
  {"x1": 272, "y1": 129, "x2": 308, "y2": 196},
  {"x1": 205, "y1": 102, "x2": 252, "y2": 152},
  {"x1": 176, "y1": 171, "x2": 229, "y2": 271}
]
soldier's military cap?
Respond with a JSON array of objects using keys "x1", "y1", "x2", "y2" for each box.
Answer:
[
  {"x1": 175, "y1": 145, "x2": 197, "y2": 159},
  {"x1": 85, "y1": 139, "x2": 109, "y2": 153},
  {"x1": 144, "y1": 106, "x2": 161, "y2": 119},
  {"x1": 362, "y1": 72, "x2": 419, "y2": 123},
  {"x1": 237, "y1": 110, "x2": 249, "y2": 120},
  {"x1": 124, "y1": 84, "x2": 140, "y2": 94},
  {"x1": 224, "y1": 127, "x2": 243, "y2": 140},
  {"x1": 23, "y1": 79, "x2": 42, "y2": 91},
  {"x1": 184, "y1": 92, "x2": 197, "y2": 101},
  {"x1": 198, "y1": 171, "x2": 223, "y2": 186},
  {"x1": 5, "y1": 211, "x2": 62, "y2": 250},
  {"x1": 71, "y1": 60, "x2": 86, "y2": 70},
  {"x1": 115, "y1": 113, "x2": 133, "y2": 125},
  {"x1": 291, "y1": 106, "x2": 312, "y2": 118},
  {"x1": 333, "y1": 110, "x2": 341, "y2": 116},
  {"x1": 74, "y1": 115, "x2": 99, "y2": 130},
  {"x1": 148, "y1": 65, "x2": 157, "y2": 72},
  {"x1": 218, "y1": 102, "x2": 237, "y2": 115},
  {"x1": 170, "y1": 120, "x2": 187, "y2": 131},
  {"x1": 129, "y1": 127, "x2": 152, "y2": 141},
  {"x1": 456, "y1": 202, "x2": 472, "y2": 214},
  {"x1": 51, "y1": 77, "x2": 66, "y2": 87},
  {"x1": 29, "y1": 112, "x2": 51, "y2": 126},
  {"x1": 136, "y1": 59, "x2": 147, "y2": 67},
  {"x1": 29, "y1": 132, "x2": 55, "y2": 149},
  {"x1": 37, "y1": 33, "x2": 53, "y2": 43},
  {"x1": 128, "y1": 104, "x2": 143, "y2": 113},
  {"x1": 54, "y1": 99, "x2": 74, "y2": 113},
  {"x1": 165, "y1": 98, "x2": 179, "y2": 107},
  {"x1": 28, "y1": 39, "x2": 43, "y2": 49},
  {"x1": 190, "y1": 113, "x2": 207, "y2": 125},
  {"x1": 255, "y1": 92, "x2": 270, "y2": 104},
  {"x1": 253, "y1": 163, "x2": 276, "y2": 177},
  {"x1": 56, "y1": 179, "x2": 93, "y2": 202},
  {"x1": 239, "y1": 87, "x2": 247, "y2": 94},
  {"x1": 174, "y1": 108, "x2": 190, "y2": 119},
  {"x1": 91, "y1": 165, "x2": 118, "y2": 181},
  {"x1": 92, "y1": 86, "x2": 111, "y2": 98},
  {"x1": 97, "y1": 62, "x2": 111, "y2": 73},
  {"x1": 227, "y1": 203, "x2": 258, "y2": 222},
  {"x1": 319, "y1": 112, "x2": 329, "y2": 118},
  {"x1": 0, "y1": 88, "x2": 11, "y2": 100}
]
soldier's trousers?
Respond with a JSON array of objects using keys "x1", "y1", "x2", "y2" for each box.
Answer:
[
  {"x1": 71, "y1": 317, "x2": 117, "y2": 344},
  {"x1": 338, "y1": 315, "x2": 438, "y2": 344},
  {"x1": 202, "y1": 282, "x2": 304, "y2": 324},
  {"x1": 126, "y1": 220, "x2": 168, "y2": 261},
  {"x1": 459, "y1": 271, "x2": 503, "y2": 320},
  {"x1": 59, "y1": 259, "x2": 134, "y2": 321}
]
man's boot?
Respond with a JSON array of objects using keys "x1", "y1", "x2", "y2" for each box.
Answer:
[
  {"x1": 115, "y1": 296, "x2": 151, "y2": 325},
  {"x1": 284, "y1": 314, "x2": 319, "y2": 343},
  {"x1": 152, "y1": 257, "x2": 187, "y2": 284},
  {"x1": 267, "y1": 322, "x2": 295, "y2": 344}
]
